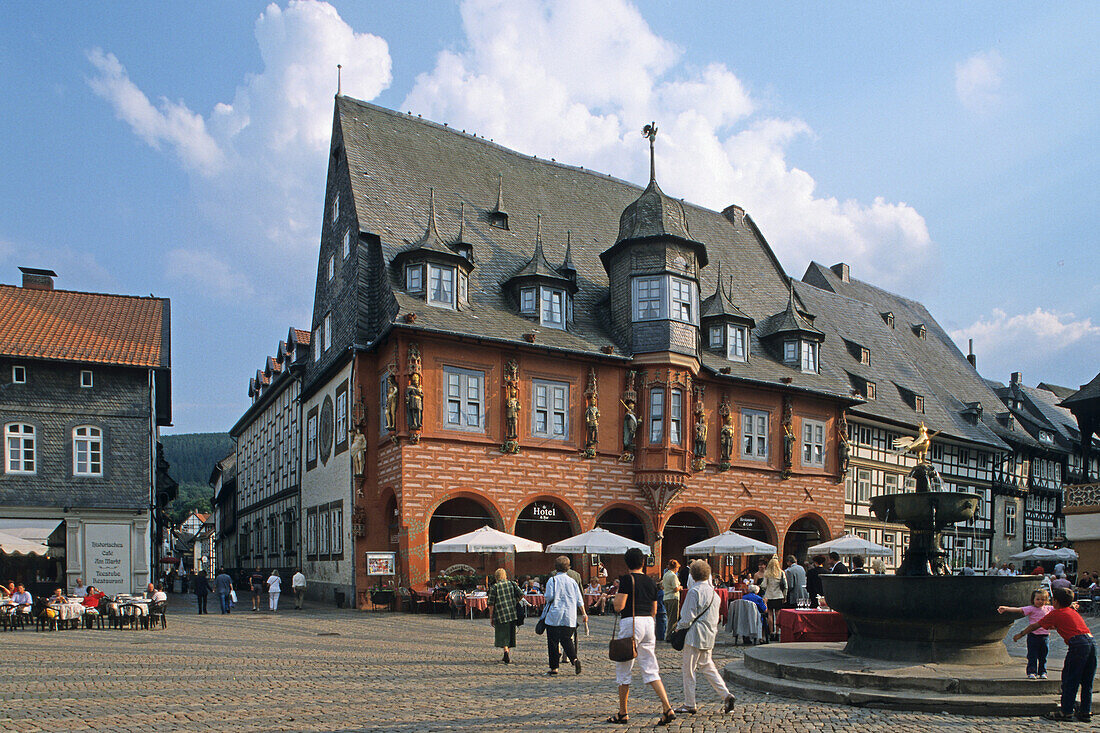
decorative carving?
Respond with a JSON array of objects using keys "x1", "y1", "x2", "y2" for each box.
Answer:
[
  {"x1": 892, "y1": 421, "x2": 941, "y2": 463},
  {"x1": 781, "y1": 395, "x2": 794, "y2": 479},
  {"x1": 620, "y1": 370, "x2": 639, "y2": 462},
  {"x1": 582, "y1": 367, "x2": 599, "y2": 458},
  {"x1": 502, "y1": 359, "x2": 521, "y2": 454},
  {"x1": 637, "y1": 473, "x2": 686, "y2": 515},
  {"x1": 692, "y1": 384, "x2": 707, "y2": 471},
  {"x1": 718, "y1": 398, "x2": 734, "y2": 471},
  {"x1": 406, "y1": 344, "x2": 423, "y2": 442},
  {"x1": 837, "y1": 412, "x2": 851, "y2": 479},
  {"x1": 384, "y1": 374, "x2": 399, "y2": 433},
  {"x1": 350, "y1": 431, "x2": 367, "y2": 476}
]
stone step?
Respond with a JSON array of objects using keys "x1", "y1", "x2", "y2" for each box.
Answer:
[
  {"x1": 743, "y1": 643, "x2": 1061, "y2": 696},
  {"x1": 724, "y1": 661, "x2": 1059, "y2": 717}
]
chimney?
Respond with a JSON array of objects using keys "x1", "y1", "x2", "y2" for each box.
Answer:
[
  {"x1": 721, "y1": 204, "x2": 745, "y2": 228},
  {"x1": 19, "y1": 267, "x2": 57, "y2": 291},
  {"x1": 967, "y1": 338, "x2": 976, "y2": 368},
  {"x1": 830, "y1": 262, "x2": 850, "y2": 282},
  {"x1": 1010, "y1": 371, "x2": 1022, "y2": 386}
]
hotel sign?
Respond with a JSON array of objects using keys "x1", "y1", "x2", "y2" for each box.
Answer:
[{"x1": 531, "y1": 503, "x2": 558, "y2": 521}]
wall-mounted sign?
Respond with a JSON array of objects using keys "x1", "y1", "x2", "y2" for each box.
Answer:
[
  {"x1": 530, "y1": 503, "x2": 558, "y2": 521},
  {"x1": 735, "y1": 516, "x2": 762, "y2": 530},
  {"x1": 365, "y1": 552, "x2": 396, "y2": 576},
  {"x1": 84, "y1": 523, "x2": 131, "y2": 596}
]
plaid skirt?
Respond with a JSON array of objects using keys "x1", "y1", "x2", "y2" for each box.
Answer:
[{"x1": 494, "y1": 620, "x2": 517, "y2": 648}]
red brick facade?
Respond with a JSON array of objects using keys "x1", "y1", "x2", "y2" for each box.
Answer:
[{"x1": 352, "y1": 330, "x2": 845, "y2": 594}]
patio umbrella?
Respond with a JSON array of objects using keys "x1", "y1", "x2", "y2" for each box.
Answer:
[
  {"x1": 684, "y1": 530, "x2": 777, "y2": 557},
  {"x1": 1009, "y1": 547, "x2": 1062, "y2": 562},
  {"x1": 545, "y1": 527, "x2": 650, "y2": 555},
  {"x1": 808, "y1": 534, "x2": 892, "y2": 558},
  {"x1": 431, "y1": 525, "x2": 543, "y2": 554},
  {"x1": 1052, "y1": 547, "x2": 1079, "y2": 561}
]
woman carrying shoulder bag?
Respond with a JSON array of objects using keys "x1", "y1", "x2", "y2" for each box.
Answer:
[
  {"x1": 606, "y1": 547, "x2": 675, "y2": 726},
  {"x1": 487, "y1": 568, "x2": 523, "y2": 664},
  {"x1": 672, "y1": 560, "x2": 736, "y2": 715}
]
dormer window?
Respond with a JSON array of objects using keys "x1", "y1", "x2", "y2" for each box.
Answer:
[
  {"x1": 709, "y1": 326, "x2": 722, "y2": 349},
  {"x1": 332, "y1": 196, "x2": 339, "y2": 223},
  {"x1": 860, "y1": 347, "x2": 870, "y2": 365},
  {"x1": 801, "y1": 341, "x2": 819, "y2": 373},
  {"x1": 728, "y1": 326, "x2": 748, "y2": 362},
  {"x1": 632, "y1": 275, "x2": 697, "y2": 325},
  {"x1": 914, "y1": 395, "x2": 924, "y2": 412},
  {"x1": 520, "y1": 287, "x2": 536, "y2": 315},
  {"x1": 866, "y1": 381, "x2": 877, "y2": 400},
  {"x1": 489, "y1": 211, "x2": 509, "y2": 230},
  {"x1": 634, "y1": 276, "x2": 664, "y2": 320},
  {"x1": 1039, "y1": 430, "x2": 1054, "y2": 444},
  {"x1": 784, "y1": 340, "x2": 818, "y2": 373},
  {"x1": 882, "y1": 312, "x2": 894, "y2": 327},
  {"x1": 427, "y1": 264, "x2": 455, "y2": 308},
  {"x1": 784, "y1": 340, "x2": 798, "y2": 364},
  {"x1": 541, "y1": 288, "x2": 565, "y2": 329},
  {"x1": 11, "y1": 365, "x2": 25, "y2": 384},
  {"x1": 405, "y1": 264, "x2": 423, "y2": 292},
  {"x1": 913, "y1": 324, "x2": 926, "y2": 339}
]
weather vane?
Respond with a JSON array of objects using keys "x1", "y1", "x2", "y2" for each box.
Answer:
[{"x1": 641, "y1": 121, "x2": 658, "y2": 181}]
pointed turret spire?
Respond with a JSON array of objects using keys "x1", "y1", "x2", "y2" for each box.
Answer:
[
  {"x1": 701, "y1": 260, "x2": 753, "y2": 324},
  {"x1": 494, "y1": 173, "x2": 507, "y2": 214},
  {"x1": 560, "y1": 231, "x2": 576, "y2": 274},
  {"x1": 534, "y1": 214, "x2": 543, "y2": 255}
]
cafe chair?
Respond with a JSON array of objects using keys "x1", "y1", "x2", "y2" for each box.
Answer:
[
  {"x1": 447, "y1": 590, "x2": 467, "y2": 619},
  {"x1": 34, "y1": 600, "x2": 57, "y2": 632},
  {"x1": 396, "y1": 587, "x2": 415, "y2": 613},
  {"x1": 148, "y1": 600, "x2": 167, "y2": 630},
  {"x1": 430, "y1": 588, "x2": 450, "y2": 615},
  {"x1": 728, "y1": 599, "x2": 764, "y2": 645}
]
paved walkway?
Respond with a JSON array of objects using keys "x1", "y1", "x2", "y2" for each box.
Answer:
[{"x1": 0, "y1": 597, "x2": 1085, "y2": 732}]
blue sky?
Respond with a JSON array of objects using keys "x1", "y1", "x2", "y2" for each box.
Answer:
[{"x1": 1, "y1": 2, "x2": 1097, "y2": 434}]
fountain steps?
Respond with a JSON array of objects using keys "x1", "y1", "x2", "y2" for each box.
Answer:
[{"x1": 724, "y1": 643, "x2": 1059, "y2": 717}]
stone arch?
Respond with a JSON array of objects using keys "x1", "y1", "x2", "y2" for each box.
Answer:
[
  {"x1": 512, "y1": 494, "x2": 582, "y2": 579},
  {"x1": 783, "y1": 512, "x2": 830, "y2": 564},
  {"x1": 729, "y1": 510, "x2": 779, "y2": 576},
  {"x1": 427, "y1": 492, "x2": 505, "y2": 577},
  {"x1": 593, "y1": 502, "x2": 654, "y2": 581},
  {"x1": 661, "y1": 505, "x2": 719, "y2": 571}
]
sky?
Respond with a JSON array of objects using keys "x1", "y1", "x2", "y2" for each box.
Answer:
[{"x1": 1, "y1": 1, "x2": 1097, "y2": 434}]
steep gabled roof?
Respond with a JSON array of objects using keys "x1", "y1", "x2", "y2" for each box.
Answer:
[
  {"x1": 0, "y1": 283, "x2": 169, "y2": 368},
  {"x1": 1063, "y1": 372, "x2": 1100, "y2": 408}
]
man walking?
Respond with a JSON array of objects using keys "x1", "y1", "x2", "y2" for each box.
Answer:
[
  {"x1": 292, "y1": 569, "x2": 307, "y2": 609},
  {"x1": 661, "y1": 560, "x2": 682, "y2": 642},
  {"x1": 214, "y1": 568, "x2": 234, "y2": 614},
  {"x1": 249, "y1": 568, "x2": 265, "y2": 612}
]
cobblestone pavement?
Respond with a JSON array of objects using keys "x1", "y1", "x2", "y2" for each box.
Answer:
[{"x1": 0, "y1": 597, "x2": 1081, "y2": 732}]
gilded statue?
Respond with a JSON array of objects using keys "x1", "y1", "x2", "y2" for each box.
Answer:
[
  {"x1": 892, "y1": 421, "x2": 940, "y2": 463},
  {"x1": 384, "y1": 374, "x2": 399, "y2": 432},
  {"x1": 406, "y1": 373, "x2": 424, "y2": 432},
  {"x1": 718, "y1": 400, "x2": 734, "y2": 469},
  {"x1": 505, "y1": 392, "x2": 520, "y2": 441},
  {"x1": 621, "y1": 397, "x2": 638, "y2": 459},
  {"x1": 349, "y1": 430, "x2": 367, "y2": 476}
]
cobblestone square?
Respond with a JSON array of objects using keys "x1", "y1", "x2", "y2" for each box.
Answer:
[{"x1": 0, "y1": 598, "x2": 1070, "y2": 732}]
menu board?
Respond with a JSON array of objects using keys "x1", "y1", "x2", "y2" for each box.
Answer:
[
  {"x1": 84, "y1": 523, "x2": 131, "y2": 596},
  {"x1": 365, "y1": 552, "x2": 396, "y2": 576}
]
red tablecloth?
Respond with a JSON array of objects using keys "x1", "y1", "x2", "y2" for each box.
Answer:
[
  {"x1": 466, "y1": 596, "x2": 488, "y2": 617},
  {"x1": 778, "y1": 609, "x2": 848, "y2": 642},
  {"x1": 584, "y1": 593, "x2": 602, "y2": 607},
  {"x1": 524, "y1": 594, "x2": 546, "y2": 608}
]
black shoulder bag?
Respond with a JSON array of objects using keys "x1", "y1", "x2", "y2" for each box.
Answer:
[
  {"x1": 669, "y1": 590, "x2": 715, "y2": 651},
  {"x1": 608, "y1": 574, "x2": 639, "y2": 662}
]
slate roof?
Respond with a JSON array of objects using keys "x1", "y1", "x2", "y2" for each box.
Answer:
[
  {"x1": 337, "y1": 96, "x2": 851, "y2": 400},
  {"x1": 0, "y1": 283, "x2": 169, "y2": 368},
  {"x1": 1063, "y1": 372, "x2": 1100, "y2": 408},
  {"x1": 701, "y1": 264, "x2": 753, "y2": 324},
  {"x1": 986, "y1": 378, "x2": 1080, "y2": 453},
  {"x1": 1038, "y1": 382, "x2": 1076, "y2": 400},
  {"x1": 801, "y1": 262, "x2": 1009, "y2": 449},
  {"x1": 758, "y1": 288, "x2": 824, "y2": 340}
]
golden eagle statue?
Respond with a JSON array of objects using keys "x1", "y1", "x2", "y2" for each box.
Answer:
[{"x1": 891, "y1": 421, "x2": 941, "y2": 462}]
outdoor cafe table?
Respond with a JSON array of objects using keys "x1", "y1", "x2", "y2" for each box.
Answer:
[
  {"x1": 778, "y1": 609, "x2": 848, "y2": 643},
  {"x1": 465, "y1": 594, "x2": 488, "y2": 618},
  {"x1": 524, "y1": 593, "x2": 546, "y2": 611},
  {"x1": 49, "y1": 599, "x2": 86, "y2": 622}
]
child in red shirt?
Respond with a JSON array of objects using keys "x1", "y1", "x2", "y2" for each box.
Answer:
[{"x1": 1014, "y1": 587, "x2": 1095, "y2": 722}]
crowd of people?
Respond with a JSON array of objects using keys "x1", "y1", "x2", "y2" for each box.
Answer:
[
  {"x1": 0, "y1": 577, "x2": 168, "y2": 629},
  {"x1": 177, "y1": 568, "x2": 308, "y2": 615}
]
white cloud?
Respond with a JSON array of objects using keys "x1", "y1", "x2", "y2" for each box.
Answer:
[
  {"x1": 951, "y1": 307, "x2": 1100, "y2": 379},
  {"x1": 403, "y1": 0, "x2": 933, "y2": 289},
  {"x1": 955, "y1": 50, "x2": 1005, "y2": 112},
  {"x1": 167, "y1": 248, "x2": 256, "y2": 301},
  {"x1": 87, "y1": 1, "x2": 392, "y2": 298}
]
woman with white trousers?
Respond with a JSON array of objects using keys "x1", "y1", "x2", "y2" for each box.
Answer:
[
  {"x1": 674, "y1": 560, "x2": 736, "y2": 715},
  {"x1": 266, "y1": 570, "x2": 282, "y2": 612}
]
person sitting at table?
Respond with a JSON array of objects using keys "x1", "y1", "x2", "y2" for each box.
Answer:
[
  {"x1": 49, "y1": 588, "x2": 65, "y2": 603},
  {"x1": 741, "y1": 584, "x2": 769, "y2": 642},
  {"x1": 71, "y1": 577, "x2": 86, "y2": 597},
  {"x1": 151, "y1": 584, "x2": 168, "y2": 603},
  {"x1": 850, "y1": 556, "x2": 868, "y2": 574},
  {"x1": 82, "y1": 586, "x2": 106, "y2": 608},
  {"x1": 12, "y1": 584, "x2": 32, "y2": 607},
  {"x1": 525, "y1": 577, "x2": 542, "y2": 593},
  {"x1": 585, "y1": 580, "x2": 605, "y2": 615}
]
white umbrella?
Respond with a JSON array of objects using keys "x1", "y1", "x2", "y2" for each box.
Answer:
[
  {"x1": 431, "y1": 525, "x2": 543, "y2": 554},
  {"x1": 809, "y1": 534, "x2": 892, "y2": 558},
  {"x1": 545, "y1": 527, "x2": 650, "y2": 555},
  {"x1": 684, "y1": 530, "x2": 777, "y2": 557},
  {"x1": 1053, "y1": 547, "x2": 1079, "y2": 561},
  {"x1": 1009, "y1": 547, "x2": 1061, "y2": 562}
]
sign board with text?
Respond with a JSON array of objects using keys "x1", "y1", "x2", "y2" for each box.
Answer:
[{"x1": 84, "y1": 523, "x2": 131, "y2": 596}]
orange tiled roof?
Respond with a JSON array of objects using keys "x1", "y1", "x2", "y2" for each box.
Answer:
[
  {"x1": 0, "y1": 284, "x2": 168, "y2": 368},
  {"x1": 293, "y1": 328, "x2": 311, "y2": 344}
]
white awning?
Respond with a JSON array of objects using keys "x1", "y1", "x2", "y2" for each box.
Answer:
[{"x1": 0, "y1": 519, "x2": 62, "y2": 556}]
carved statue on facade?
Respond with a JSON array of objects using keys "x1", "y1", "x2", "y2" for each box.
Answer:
[
  {"x1": 583, "y1": 367, "x2": 599, "y2": 458},
  {"x1": 384, "y1": 374, "x2": 399, "y2": 432},
  {"x1": 718, "y1": 398, "x2": 734, "y2": 470},
  {"x1": 837, "y1": 413, "x2": 851, "y2": 477},
  {"x1": 620, "y1": 370, "x2": 638, "y2": 462},
  {"x1": 349, "y1": 430, "x2": 367, "y2": 476},
  {"x1": 406, "y1": 373, "x2": 424, "y2": 433},
  {"x1": 502, "y1": 359, "x2": 520, "y2": 454},
  {"x1": 692, "y1": 385, "x2": 707, "y2": 471},
  {"x1": 781, "y1": 395, "x2": 794, "y2": 479}
]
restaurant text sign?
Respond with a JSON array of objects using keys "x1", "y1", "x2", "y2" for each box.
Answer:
[{"x1": 84, "y1": 523, "x2": 131, "y2": 596}]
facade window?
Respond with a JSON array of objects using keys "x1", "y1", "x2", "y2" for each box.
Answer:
[
  {"x1": 80, "y1": 370, "x2": 94, "y2": 388},
  {"x1": 728, "y1": 326, "x2": 748, "y2": 362},
  {"x1": 306, "y1": 414, "x2": 318, "y2": 465},
  {"x1": 406, "y1": 264, "x2": 423, "y2": 292},
  {"x1": 343, "y1": 230, "x2": 351, "y2": 259},
  {"x1": 649, "y1": 389, "x2": 664, "y2": 444},
  {"x1": 541, "y1": 288, "x2": 564, "y2": 329},
  {"x1": 709, "y1": 326, "x2": 722, "y2": 348},
  {"x1": 670, "y1": 277, "x2": 695, "y2": 324},
  {"x1": 269, "y1": 517, "x2": 279, "y2": 556},
  {"x1": 857, "y1": 469, "x2": 871, "y2": 503},
  {"x1": 444, "y1": 367, "x2": 484, "y2": 431},
  {"x1": 331, "y1": 506, "x2": 343, "y2": 555},
  {"x1": 336, "y1": 389, "x2": 347, "y2": 441},
  {"x1": 914, "y1": 395, "x2": 924, "y2": 413},
  {"x1": 520, "y1": 287, "x2": 536, "y2": 314},
  {"x1": 323, "y1": 313, "x2": 332, "y2": 351},
  {"x1": 319, "y1": 510, "x2": 330, "y2": 554},
  {"x1": 327, "y1": 256, "x2": 334, "y2": 281},
  {"x1": 866, "y1": 381, "x2": 877, "y2": 400},
  {"x1": 312, "y1": 331, "x2": 319, "y2": 362},
  {"x1": 1004, "y1": 502, "x2": 1018, "y2": 537},
  {"x1": 73, "y1": 426, "x2": 103, "y2": 476},
  {"x1": 633, "y1": 276, "x2": 664, "y2": 320},
  {"x1": 4, "y1": 423, "x2": 35, "y2": 474},
  {"x1": 532, "y1": 380, "x2": 568, "y2": 439},
  {"x1": 741, "y1": 409, "x2": 769, "y2": 460},
  {"x1": 459, "y1": 272, "x2": 468, "y2": 304},
  {"x1": 332, "y1": 195, "x2": 339, "y2": 223},
  {"x1": 801, "y1": 341, "x2": 819, "y2": 373},
  {"x1": 860, "y1": 347, "x2": 870, "y2": 365},
  {"x1": 669, "y1": 389, "x2": 683, "y2": 445},
  {"x1": 1039, "y1": 431, "x2": 1053, "y2": 444},
  {"x1": 783, "y1": 340, "x2": 798, "y2": 364},
  {"x1": 306, "y1": 511, "x2": 317, "y2": 555},
  {"x1": 428, "y1": 264, "x2": 455, "y2": 307},
  {"x1": 801, "y1": 419, "x2": 825, "y2": 467},
  {"x1": 12, "y1": 365, "x2": 26, "y2": 384},
  {"x1": 284, "y1": 513, "x2": 296, "y2": 554}
]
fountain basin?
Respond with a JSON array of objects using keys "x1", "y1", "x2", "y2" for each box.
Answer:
[
  {"x1": 869, "y1": 491, "x2": 979, "y2": 530},
  {"x1": 820, "y1": 574, "x2": 1041, "y2": 664}
]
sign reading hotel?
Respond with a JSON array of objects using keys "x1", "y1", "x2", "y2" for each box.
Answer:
[{"x1": 84, "y1": 523, "x2": 131, "y2": 596}]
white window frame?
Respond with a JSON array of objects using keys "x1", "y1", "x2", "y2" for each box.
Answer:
[
  {"x1": 332, "y1": 195, "x2": 339, "y2": 223},
  {"x1": 311, "y1": 331, "x2": 319, "y2": 362},
  {"x1": 306, "y1": 512, "x2": 317, "y2": 555},
  {"x1": 857, "y1": 468, "x2": 871, "y2": 503},
  {"x1": 4, "y1": 423, "x2": 35, "y2": 474},
  {"x1": 669, "y1": 389, "x2": 683, "y2": 445},
  {"x1": 319, "y1": 510, "x2": 330, "y2": 554},
  {"x1": 327, "y1": 255, "x2": 334, "y2": 281},
  {"x1": 520, "y1": 287, "x2": 536, "y2": 314},
  {"x1": 306, "y1": 415, "x2": 318, "y2": 463},
  {"x1": 80, "y1": 370, "x2": 93, "y2": 388},
  {"x1": 73, "y1": 426, "x2": 103, "y2": 477},
  {"x1": 727, "y1": 325, "x2": 748, "y2": 362},
  {"x1": 323, "y1": 314, "x2": 332, "y2": 352},
  {"x1": 459, "y1": 272, "x2": 468, "y2": 304},
  {"x1": 406, "y1": 264, "x2": 423, "y2": 292},
  {"x1": 633, "y1": 276, "x2": 665, "y2": 321},
  {"x1": 12, "y1": 365, "x2": 26, "y2": 384},
  {"x1": 541, "y1": 288, "x2": 565, "y2": 329},
  {"x1": 331, "y1": 506, "x2": 343, "y2": 555},
  {"x1": 708, "y1": 325, "x2": 723, "y2": 348},
  {"x1": 342, "y1": 229, "x2": 351, "y2": 259},
  {"x1": 783, "y1": 340, "x2": 798, "y2": 365},
  {"x1": 741, "y1": 409, "x2": 768, "y2": 460},
  {"x1": 649, "y1": 389, "x2": 664, "y2": 444},
  {"x1": 866, "y1": 381, "x2": 877, "y2": 400},
  {"x1": 336, "y1": 390, "x2": 347, "y2": 441},
  {"x1": 428, "y1": 264, "x2": 456, "y2": 308},
  {"x1": 801, "y1": 340, "x2": 819, "y2": 373},
  {"x1": 532, "y1": 380, "x2": 569, "y2": 439},
  {"x1": 801, "y1": 419, "x2": 825, "y2": 467},
  {"x1": 444, "y1": 367, "x2": 484, "y2": 432},
  {"x1": 670, "y1": 276, "x2": 696, "y2": 324}
]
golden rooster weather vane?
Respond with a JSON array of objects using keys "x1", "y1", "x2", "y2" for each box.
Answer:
[{"x1": 892, "y1": 421, "x2": 941, "y2": 463}]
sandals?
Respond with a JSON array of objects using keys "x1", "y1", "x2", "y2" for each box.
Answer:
[
  {"x1": 606, "y1": 713, "x2": 629, "y2": 724},
  {"x1": 657, "y1": 709, "x2": 676, "y2": 726},
  {"x1": 674, "y1": 705, "x2": 696, "y2": 714},
  {"x1": 723, "y1": 695, "x2": 737, "y2": 713}
]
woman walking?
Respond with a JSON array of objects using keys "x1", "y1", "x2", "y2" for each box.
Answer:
[
  {"x1": 543, "y1": 556, "x2": 587, "y2": 675},
  {"x1": 760, "y1": 556, "x2": 787, "y2": 640},
  {"x1": 266, "y1": 570, "x2": 282, "y2": 612},
  {"x1": 487, "y1": 568, "x2": 523, "y2": 664},
  {"x1": 193, "y1": 570, "x2": 210, "y2": 615},
  {"x1": 673, "y1": 560, "x2": 736, "y2": 715},
  {"x1": 608, "y1": 547, "x2": 675, "y2": 726}
]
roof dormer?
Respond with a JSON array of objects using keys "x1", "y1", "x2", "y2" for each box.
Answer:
[
  {"x1": 505, "y1": 216, "x2": 576, "y2": 330},
  {"x1": 488, "y1": 173, "x2": 509, "y2": 229},
  {"x1": 391, "y1": 189, "x2": 474, "y2": 310},
  {"x1": 702, "y1": 262, "x2": 754, "y2": 362},
  {"x1": 759, "y1": 285, "x2": 824, "y2": 373}
]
